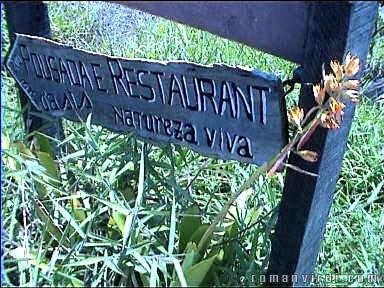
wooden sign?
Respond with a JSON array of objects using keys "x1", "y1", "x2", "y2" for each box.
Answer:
[{"x1": 6, "y1": 34, "x2": 287, "y2": 165}]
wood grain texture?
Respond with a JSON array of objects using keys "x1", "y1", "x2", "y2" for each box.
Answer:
[
  {"x1": 6, "y1": 34, "x2": 288, "y2": 166},
  {"x1": 364, "y1": 77, "x2": 384, "y2": 100},
  {"x1": 114, "y1": 1, "x2": 308, "y2": 64},
  {"x1": 266, "y1": 2, "x2": 378, "y2": 286}
]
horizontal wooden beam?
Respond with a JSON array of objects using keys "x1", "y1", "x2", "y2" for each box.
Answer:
[{"x1": 114, "y1": 1, "x2": 309, "y2": 64}]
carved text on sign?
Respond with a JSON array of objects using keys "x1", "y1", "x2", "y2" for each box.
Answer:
[{"x1": 7, "y1": 34, "x2": 288, "y2": 165}]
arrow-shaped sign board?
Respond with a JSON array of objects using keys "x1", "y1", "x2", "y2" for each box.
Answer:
[{"x1": 6, "y1": 34, "x2": 287, "y2": 165}]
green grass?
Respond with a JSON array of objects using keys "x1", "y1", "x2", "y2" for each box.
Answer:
[{"x1": 1, "y1": 2, "x2": 383, "y2": 287}]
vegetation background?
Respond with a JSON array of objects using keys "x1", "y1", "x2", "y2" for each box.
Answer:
[{"x1": 1, "y1": 2, "x2": 383, "y2": 287}]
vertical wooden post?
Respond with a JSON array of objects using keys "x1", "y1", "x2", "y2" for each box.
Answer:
[
  {"x1": 4, "y1": 1, "x2": 63, "y2": 153},
  {"x1": 266, "y1": 2, "x2": 378, "y2": 286},
  {"x1": 1, "y1": 3, "x2": 6, "y2": 284}
]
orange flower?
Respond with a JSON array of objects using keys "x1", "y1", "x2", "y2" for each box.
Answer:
[
  {"x1": 313, "y1": 84, "x2": 325, "y2": 105},
  {"x1": 320, "y1": 111, "x2": 340, "y2": 129},
  {"x1": 329, "y1": 98, "x2": 345, "y2": 114},
  {"x1": 323, "y1": 73, "x2": 341, "y2": 93},
  {"x1": 329, "y1": 98, "x2": 345, "y2": 125},
  {"x1": 343, "y1": 79, "x2": 359, "y2": 90},
  {"x1": 342, "y1": 89, "x2": 360, "y2": 103},
  {"x1": 344, "y1": 53, "x2": 360, "y2": 76},
  {"x1": 330, "y1": 60, "x2": 343, "y2": 81},
  {"x1": 288, "y1": 106, "x2": 304, "y2": 128},
  {"x1": 297, "y1": 150, "x2": 319, "y2": 162}
]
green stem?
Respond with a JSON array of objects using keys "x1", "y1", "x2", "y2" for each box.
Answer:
[
  {"x1": 197, "y1": 161, "x2": 269, "y2": 254},
  {"x1": 197, "y1": 104, "x2": 327, "y2": 256},
  {"x1": 198, "y1": 71, "x2": 351, "y2": 254},
  {"x1": 302, "y1": 106, "x2": 321, "y2": 126}
]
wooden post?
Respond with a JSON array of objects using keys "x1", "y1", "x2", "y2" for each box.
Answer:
[
  {"x1": 4, "y1": 1, "x2": 63, "y2": 153},
  {"x1": 266, "y1": 2, "x2": 378, "y2": 286}
]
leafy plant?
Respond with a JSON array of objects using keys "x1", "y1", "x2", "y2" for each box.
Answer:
[{"x1": 2, "y1": 2, "x2": 383, "y2": 287}]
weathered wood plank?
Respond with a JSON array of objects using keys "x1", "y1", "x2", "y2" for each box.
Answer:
[
  {"x1": 266, "y1": 2, "x2": 378, "y2": 286},
  {"x1": 364, "y1": 77, "x2": 384, "y2": 101},
  {"x1": 115, "y1": 1, "x2": 308, "y2": 64},
  {"x1": 6, "y1": 34, "x2": 288, "y2": 165}
]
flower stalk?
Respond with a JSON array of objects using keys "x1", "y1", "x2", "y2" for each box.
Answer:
[{"x1": 197, "y1": 52, "x2": 362, "y2": 256}]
